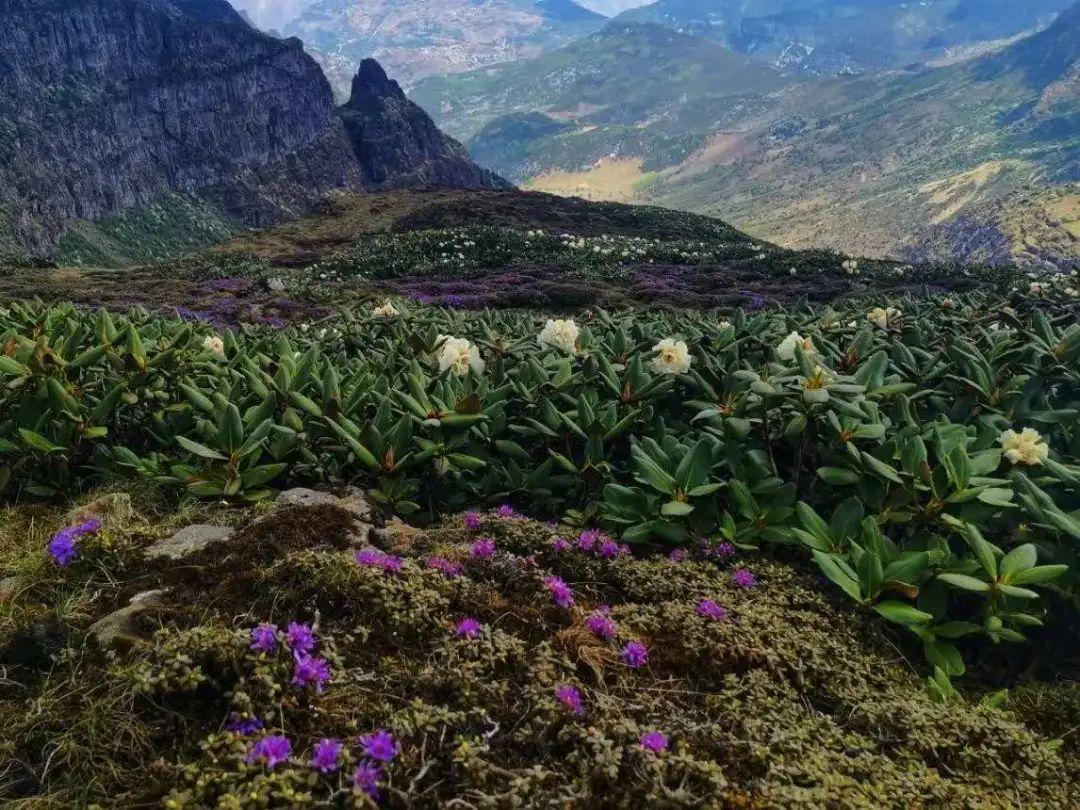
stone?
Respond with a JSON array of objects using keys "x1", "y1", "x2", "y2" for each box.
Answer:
[
  {"x1": 272, "y1": 488, "x2": 374, "y2": 546},
  {"x1": 88, "y1": 590, "x2": 167, "y2": 650},
  {"x1": 68, "y1": 492, "x2": 135, "y2": 529},
  {"x1": 146, "y1": 524, "x2": 234, "y2": 561},
  {"x1": 0, "y1": 576, "x2": 20, "y2": 604}
]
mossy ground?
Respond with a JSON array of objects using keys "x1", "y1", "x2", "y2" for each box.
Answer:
[{"x1": 1, "y1": 490, "x2": 1076, "y2": 807}]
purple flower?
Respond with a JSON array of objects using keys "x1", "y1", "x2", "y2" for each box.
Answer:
[
  {"x1": 310, "y1": 738, "x2": 343, "y2": 773},
  {"x1": 250, "y1": 623, "x2": 278, "y2": 653},
  {"x1": 48, "y1": 531, "x2": 78, "y2": 567},
  {"x1": 731, "y1": 568, "x2": 758, "y2": 589},
  {"x1": 551, "y1": 537, "x2": 570, "y2": 553},
  {"x1": 585, "y1": 609, "x2": 618, "y2": 641},
  {"x1": 544, "y1": 576, "x2": 574, "y2": 608},
  {"x1": 292, "y1": 653, "x2": 331, "y2": 693},
  {"x1": 246, "y1": 734, "x2": 292, "y2": 769},
  {"x1": 470, "y1": 537, "x2": 496, "y2": 559},
  {"x1": 598, "y1": 539, "x2": 621, "y2": 559},
  {"x1": 358, "y1": 730, "x2": 398, "y2": 763},
  {"x1": 73, "y1": 519, "x2": 101, "y2": 534},
  {"x1": 285, "y1": 622, "x2": 316, "y2": 654},
  {"x1": 353, "y1": 761, "x2": 382, "y2": 799},
  {"x1": 426, "y1": 556, "x2": 463, "y2": 578},
  {"x1": 578, "y1": 529, "x2": 602, "y2": 552},
  {"x1": 455, "y1": 617, "x2": 482, "y2": 638},
  {"x1": 621, "y1": 641, "x2": 648, "y2": 669},
  {"x1": 640, "y1": 731, "x2": 669, "y2": 754},
  {"x1": 464, "y1": 511, "x2": 482, "y2": 531},
  {"x1": 356, "y1": 548, "x2": 403, "y2": 573},
  {"x1": 668, "y1": 549, "x2": 687, "y2": 563},
  {"x1": 713, "y1": 542, "x2": 736, "y2": 558},
  {"x1": 555, "y1": 684, "x2": 584, "y2": 716},
  {"x1": 497, "y1": 504, "x2": 517, "y2": 519},
  {"x1": 379, "y1": 553, "x2": 404, "y2": 573},
  {"x1": 696, "y1": 599, "x2": 727, "y2": 621},
  {"x1": 226, "y1": 713, "x2": 263, "y2": 736}
]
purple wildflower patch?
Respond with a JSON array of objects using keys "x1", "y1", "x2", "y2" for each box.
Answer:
[
  {"x1": 358, "y1": 730, "x2": 398, "y2": 763},
  {"x1": 285, "y1": 622, "x2": 316, "y2": 654},
  {"x1": 731, "y1": 568, "x2": 758, "y2": 589},
  {"x1": 463, "y1": 511, "x2": 482, "y2": 531},
  {"x1": 696, "y1": 599, "x2": 728, "y2": 621},
  {"x1": 470, "y1": 537, "x2": 496, "y2": 559},
  {"x1": 353, "y1": 761, "x2": 382, "y2": 799},
  {"x1": 249, "y1": 623, "x2": 278, "y2": 653},
  {"x1": 226, "y1": 713, "x2": 263, "y2": 736},
  {"x1": 455, "y1": 617, "x2": 482, "y2": 638},
  {"x1": 544, "y1": 576, "x2": 574, "y2": 608},
  {"x1": 292, "y1": 653, "x2": 331, "y2": 693},
  {"x1": 310, "y1": 738, "x2": 343, "y2": 773},
  {"x1": 621, "y1": 641, "x2": 649, "y2": 669},
  {"x1": 246, "y1": 734, "x2": 292, "y2": 769},
  {"x1": 640, "y1": 731, "x2": 669, "y2": 754},
  {"x1": 555, "y1": 684, "x2": 584, "y2": 716},
  {"x1": 426, "y1": 556, "x2": 463, "y2": 578},
  {"x1": 585, "y1": 609, "x2": 618, "y2": 641}
]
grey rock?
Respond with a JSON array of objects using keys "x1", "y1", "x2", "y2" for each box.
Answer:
[
  {"x1": 88, "y1": 590, "x2": 167, "y2": 649},
  {"x1": 274, "y1": 487, "x2": 374, "y2": 545},
  {"x1": 146, "y1": 524, "x2": 234, "y2": 561},
  {"x1": 266, "y1": 277, "x2": 287, "y2": 292},
  {"x1": 68, "y1": 492, "x2": 135, "y2": 529}
]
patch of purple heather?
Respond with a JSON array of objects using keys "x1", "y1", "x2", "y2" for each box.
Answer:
[
  {"x1": 555, "y1": 685, "x2": 584, "y2": 716},
  {"x1": 731, "y1": 568, "x2": 758, "y2": 588},
  {"x1": 598, "y1": 539, "x2": 622, "y2": 559},
  {"x1": 246, "y1": 734, "x2": 292, "y2": 769},
  {"x1": 353, "y1": 761, "x2": 382, "y2": 799},
  {"x1": 226, "y1": 713, "x2": 263, "y2": 736},
  {"x1": 356, "y1": 548, "x2": 403, "y2": 573},
  {"x1": 585, "y1": 609, "x2": 618, "y2": 641},
  {"x1": 463, "y1": 511, "x2": 482, "y2": 531},
  {"x1": 497, "y1": 504, "x2": 517, "y2": 519},
  {"x1": 544, "y1": 576, "x2": 574, "y2": 608},
  {"x1": 249, "y1": 623, "x2": 278, "y2": 653},
  {"x1": 470, "y1": 537, "x2": 496, "y2": 559},
  {"x1": 292, "y1": 653, "x2": 331, "y2": 693},
  {"x1": 358, "y1": 730, "x2": 398, "y2": 763},
  {"x1": 712, "y1": 541, "x2": 736, "y2": 558},
  {"x1": 696, "y1": 599, "x2": 728, "y2": 621},
  {"x1": 455, "y1": 618, "x2": 482, "y2": 638},
  {"x1": 46, "y1": 520, "x2": 101, "y2": 567},
  {"x1": 285, "y1": 622, "x2": 316, "y2": 654},
  {"x1": 310, "y1": 738, "x2": 343, "y2": 773},
  {"x1": 578, "y1": 529, "x2": 602, "y2": 552},
  {"x1": 668, "y1": 549, "x2": 687, "y2": 563},
  {"x1": 551, "y1": 537, "x2": 570, "y2": 553},
  {"x1": 426, "y1": 556, "x2": 463, "y2": 578},
  {"x1": 640, "y1": 731, "x2": 669, "y2": 754},
  {"x1": 621, "y1": 641, "x2": 649, "y2": 669}
]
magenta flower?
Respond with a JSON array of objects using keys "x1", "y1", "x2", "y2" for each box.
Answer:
[
  {"x1": 696, "y1": 599, "x2": 727, "y2": 621},
  {"x1": 249, "y1": 623, "x2": 278, "y2": 653},
  {"x1": 585, "y1": 609, "x2": 618, "y2": 641},
  {"x1": 292, "y1": 653, "x2": 331, "y2": 693},
  {"x1": 426, "y1": 556, "x2": 463, "y2": 578},
  {"x1": 621, "y1": 641, "x2": 648, "y2": 669},
  {"x1": 46, "y1": 520, "x2": 101, "y2": 567},
  {"x1": 640, "y1": 731, "x2": 669, "y2": 754},
  {"x1": 464, "y1": 510, "x2": 482, "y2": 531},
  {"x1": 353, "y1": 760, "x2": 382, "y2": 799},
  {"x1": 598, "y1": 538, "x2": 622, "y2": 559},
  {"x1": 246, "y1": 734, "x2": 292, "y2": 769},
  {"x1": 497, "y1": 504, "x2": 517, "y2": 519},
  {"x1": 551, "y1": 537, "x2": 570, "y2": 553},
  {"x1": 285, "y1": 622, "x2": 316, "y2": 654},
  {"x1": 359, "y1": 729, "x2": 398, "y2": 763},
  {"x1": 544, "y1": 576, "x2": 574, "y2": 608},
  {"x1": 470, "y1": 537, "x2": 496, "y2": 559},
  {"x1": 455, "y1": 617, "x2": 482, "y2": 638},
  {"x1": 226, "y1": 713, "x2": 263, "y2": 736},
  {"x1": 731, "y1": 568, "x2": 757, "y2": 589},
  {"x1": 713, "y1": 542, "x2": 736, "y2": 558},
  {"x1": 310, "y1": 738, "x2": 343, "y2": 773},
  {"x1": 668, "y1": 549, "x2": 687, "y2": 563},
  {"x1": 555, "y1": 684, "x2": 584, "y2": 716},
  {"x1": 578, "y1": 529, "x2": 602, "y2": 552},
  {"x1": 356, "y1": 547, "x2": 404, "y2": 573}
]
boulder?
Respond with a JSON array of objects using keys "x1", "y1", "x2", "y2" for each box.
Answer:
[
  {"x1": 68, "y1": 492, "x2": 135, "y2": 529},
  {"x1": 88, "y1": 590, "x2": 167, "y2": 650},
  {"x1": 146, "y1": 524, "x2": 234, "y2": 561}
]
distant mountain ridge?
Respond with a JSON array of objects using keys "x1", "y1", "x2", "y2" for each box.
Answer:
[{"x1": 0, "y1": 0, "x2": 504, "y2": 261}]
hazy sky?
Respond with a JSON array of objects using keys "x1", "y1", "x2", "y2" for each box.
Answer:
[{"x1": 230, "y1": 0, "x2": 655, "y2": 30}]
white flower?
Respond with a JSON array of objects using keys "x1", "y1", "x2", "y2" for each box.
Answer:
[
  {"x1": 373, "y1": 300, "x2": 399, "y2": 318},
  {"x1": 202, "y1": 335, "x2": 225, "y2": 358},
  {"x1": 777, "y1": 331, "x2": 816, "y2": 361},
  {"x1": 999, "y1": 428, "x2": 1049, "y2": 466},
  {"x1": 650, "y1": 338, "x2": 692, "y2": 375},
  {"x1": 868, "y1": 307, "x2": 901, "y2": 330},
  {"x1": 538, "y1": 318, "x2": 580, "y2": 354},
  {"x1": 436, "y1": 335, "x2": 485, "y2": 377},
  {"x1": 789, "y1": 267, "x2": 797, "y2": 276},
  {"x1": 842, "y1": 259, "x2": 859, "y2": 275},
  {"x1": 1029, "y1": 281, "x2": 1045, "y2": 295}
]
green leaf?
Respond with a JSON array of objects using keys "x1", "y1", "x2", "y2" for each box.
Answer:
[
  {"x1": 812, "y1": 551, "x2": 863, "y2": 602},
  {"x1": 1009, "y1": 565, "x2": 1068, "y2": 586},
  {"x1": 818, "y1": 466, "x2": 860, "y2": 485},
  {"x1": 874, "y1": 601, "x2": 934, "y2": 627},
  {"x1": 176, "y1": 435, "x2": 228, "y2": 461},
  {"x1": 998, "y1": 544, "x2": 1037, "y2": 582},
  {"x1": 937, "y1": 573, "x2": 991, "y2": 593},
  {"x1": 661, "y1": 500, "x2": 695, "y2": 517}
]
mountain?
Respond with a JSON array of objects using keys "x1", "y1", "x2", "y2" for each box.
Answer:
[
  {"x1": 283, "y1": 0, "x2": 606, "y2": 97},
  {"x1": 0, "y1": 0, "x2": 505, "y2": 262},
  {"x1": 618, "y1": 0, "x2": 1075, "y2": 75},
  {"x1": 228, "y1": 0, "x2": 312, "y2": 30},
  {"x1": 420, "y1": 6, "x2": 1079, "y2": 269}
]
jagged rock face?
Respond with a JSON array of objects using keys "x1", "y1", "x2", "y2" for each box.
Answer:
[
  {"x1": 0, "y1": 0, "x2": 363, "y2": 254},
  {"x1": 338, "y1": 60, "x2": 511, "y2": 191}
]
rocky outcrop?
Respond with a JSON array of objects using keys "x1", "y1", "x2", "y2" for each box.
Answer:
[
  {"x1": 0, "y1": 0, "x2": 506, "y2": 257},
  {"x1": 338, "y1": 60, "x2": 511, "y2": 191}
]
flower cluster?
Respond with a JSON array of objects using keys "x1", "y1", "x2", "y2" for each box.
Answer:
[
  {"x1": 356, "y1": 547, "x2": 404, "y2": 573},
  {"x1": 1000, "y1": 428, "x2": 1050, "y2": 467},
  {"x1": 47, "y1": 518, "x2": 101, "y2": 567}
]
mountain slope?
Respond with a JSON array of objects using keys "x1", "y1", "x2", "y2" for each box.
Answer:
[
  {"x1": 285, "y1": 0, "x2": 605, "y2": 96},
  {"x1": 619, "y1": 0, "x2": 1075, "y2": 75},
  {"x1": 0, "y1": 0, "x2": 505, "y2": 261}
]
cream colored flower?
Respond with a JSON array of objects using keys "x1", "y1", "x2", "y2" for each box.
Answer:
[
  {"x1": 868, "y1": 307, "x2": 901, "y2": 330},
  {"x1": 650, "y1": 338, "x2": 692, "y2": 375},
  {"x1": 436, "y1": 335, "x2": 485, "y2": 377},
  {"x1": 777, "y1": 331, "x2": 816, "y2": 361},
  {"x1": 842, "y1": 259, "x2": 859, "y2": 275},
  {"x1": 538, "y1": 318, "x2": 580, "y2": 354},
  {"x1": 373, "y1": 300, "x2": 399, "y2": 318},
  {"x1": 999, "y1": 428, "x2": 1049, "y2": 467},
  {"x1": 202, "y1": 335, "x2": 225, "y2": 358},
  {"x1": 1029, "y1": 281, "x2": 1045, "y2": 295}
]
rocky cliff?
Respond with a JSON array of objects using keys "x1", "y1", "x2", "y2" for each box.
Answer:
[{"x1": 0, "y1": 0, "x2": 505, "y2": 259}]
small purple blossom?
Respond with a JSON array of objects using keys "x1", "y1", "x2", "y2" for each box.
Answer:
[
  {"x1": 640, "y1": 731, "x2": 669, "y2": 754},
  {"x1": 696, "y1": 599, "x2": 728, "y2": 621},
  {"x1": 358, "y1": 730, "x2": 398, "y2": 763},
  {"x1": 497, "y1": 504, "x2": 517, "y2": 519},
  {"x1": 731, "y1": 568, "x2": 758, "y2": 589},
  {"x1": 551, "y1": 537, "x2": 570, "y2": 553},
  {"x1": 426, "y1": 556, "x2": 463, "y2": 578},
  {"x1": 668, "y1": 549, "x2": 687, "y2": 563},
  {"x1": 46, "y1": 519, "x2": 101, "y2": 567},
  {"x1": 311, "y1": 738, "x2": 343, "y2": 773},
  {"x1": 464, "y1": 511, "x2": 482, "y2": 531},
  {"x1": 226, "y1": 713, "x2": 263, "y2": 736},
  {"x1": 713, "y1": 542, "x2": 736, "y2": 558},
  {"x1": 455, "y1": 617, "x2": 482, "y2": 638},
  {"x1": 353, "y1": 761, "x2": 382, "y2": 799},
  {"x1": 246, "y1": 734, "x2": 292, "y2": 769},
  {"x1": 249, "y1": 623, "x2": 278, "y2": 653},
  {"x1": 621, "y1": 641, "x2": 649, "y2": 669},
  {"x1": 585, "y1": 609, "x2": 618, "y2": 641},
  {"x1": 598, "y1": 539, "x2": 621, "y2": 559},
  {"x1": 470, "y1": 537, "x2": 496, "y2": 559},
  {"x1": 292, "y1": 653, "x2": 331, "y2": 693},
  {"x1": 285, "y1": 622, "x2": 316, "y2": 654},
  {"x1": 578, "y1": 529, "x2": 602, "y2": 552},
  {"x1": 555, "y1": 684, "x2": 584, "y2": 716},
  {"x1": 355, "y1": 548, "x2": 403, "y2": 573},
  {"x1": 544, "y1": 576, "x2": 574, "y2": 608}
]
